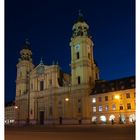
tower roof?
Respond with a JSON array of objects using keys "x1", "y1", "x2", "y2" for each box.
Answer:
[
  {"x1": 75, "y1": 10, "x2": 85, "y2": 23},
  {"x1": 23, "y1": 39, "x2": 31, "y2": 50}
]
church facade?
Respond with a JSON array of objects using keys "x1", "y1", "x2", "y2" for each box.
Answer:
[
  {"x1": 15, "y1": 13, "x2": 135, "y2": 125},
  {"x1": 15, "y1": 13, "x2": 99, "y2": 125}
]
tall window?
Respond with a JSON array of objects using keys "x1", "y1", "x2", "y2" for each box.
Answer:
[
  {"x1": 127, "y1": 103, "x2": 131, "y2": 109},
  {"x1": 40, "y1": 81, "x2": 44, "y2": 91},
  {"x1": 112, "y1": 104, "x2": 116, "y2": 110},
  {"x1": 78, "y1": 76, "x2": 81, "y2": 84},
  {"x1": 88, "y1": 53, "x2": 90, "y2": 59},
  {"x1": 98, "y1": 97, "x2": 102, "y2": 102},
  {"x1": 105, "y1": 105, "x2": 109, "y2": 111},
  {"x1": 126, "y1": 93, "x2": 130, "y2": 98},
  {"x1": 49, "y1": 79, "x2": 52, "y2": 86},
  {"x1": 78, "y1": 107, "x2": 81, "y2": 113},
  {"x1": 92, "y1": 98, "x2": 96, "y2": 103},
  {"x1": 93, "y1": 107, "x2": 96, "y2": 112},
  {"x1": 120, "y1": 105, "x2": 123, "y2": 110},
  {"x1": 105, "y1": 96, "x2": 108, "y2": 101},
  {"x1": 76, "y1": 52, "x2": 80, "y2": 59},
  {"x1": 49, "y1": 106, "x2": 53, "y2": 116},
  {"x1": 98, "y1": 106, "x2": 102, "y2": 112}
]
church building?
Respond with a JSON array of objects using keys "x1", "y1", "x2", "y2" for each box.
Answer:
[
  {"x1": 15, "y1": 12, "x2": 99, "y2": 125},
  {"x1": 15, "y1": 12, "x2": 135, "y2": 125}
]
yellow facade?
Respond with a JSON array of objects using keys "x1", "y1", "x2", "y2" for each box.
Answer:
[{"x1": 91, "y1": 80, "x2": 135, "y2": 124}]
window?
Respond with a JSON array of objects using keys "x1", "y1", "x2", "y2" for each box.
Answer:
[
  {"x1": 78, "y1": 99, "x2": 81, "y2": 103},
  {"x1": 49, "y1": 79, "x2": 52, "y2": 85},
  {"x1": 88, "y1": 53, "x2": 90, "y2": 59},
  {"x1": 89, "y1": 76, "x2": 92, "y2": 84},
  {"x1": 78, "y1": 76, "x2": 81, "y2": 84},
  {"x1": 112, "y1": 95, "x2": 114, "y2": 100},
  {"x1": 105, "y1": 96, "x2": 108, "y2": 101},
  {"x1": 98, "y1": 106, "x2": 102, "y2": 112},
  {"x1": 98, "y1": 97, "x2": 102, "y2": 102},
  {"x1": 40, "y1": 81, "x2": 44, "y2": 91},
  {"x1": 76, "y1": 52, "x2": 80, "y2": 59},
  {"x1": 105, "y1": 105, "x2": 109, "y2": 111},
  {"x1": 126, "y1": 93, "x2": 130, "y2": 98},
  {"x1": 134, "y1": 92, "x2": 136, "y2": 97},
  {"x1": 127, "y1": 103, "x2": 131, "y2": 109},
  {"x1": 78, "y1": 107, "x2": 81, "y2": 113},
  {"x1": 58, "y1": 101, "x2": 62, "y2": 105},
  {"x1": 92, "y1": 98, "x2": 96, "y2": 103},
  {"x1": 120, "y1": 105, "x2": 123, "y2": 110},
  {"x1": 96, "y1": 73, "x2": 98, "y2": 79},
  {"x1": 31, "y1": 83, "x2": 33, "y2": 90},
  {"x1": 49, "y1": 106, "x2": 53, "y2": 116},
  {"x1": 93, "y1": 107, "x2": 96, "y2": 112},
  {"x1": 112, "y1": 104, "x2": 116, "y2": 110}
]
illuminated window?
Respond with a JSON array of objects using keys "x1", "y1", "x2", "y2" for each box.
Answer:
[
  {"x1": 127, "y1": 103, "x2": 131, "y2": 109},
  {"x1": 92, "y1": 98, "x2": 96, "y2": 103},
  {"x1": 93, "y1": 107, "x2": 96, "y2": 112},
  {"x1": 98, "y1": 106, "x2": 102, "y2": 112},
  {"x1": 76, "y1": 52, "x2": 80, "y2": 59},
  {"x1": 100, "y1": 115, "x2": 106, "y2": 122},
  {"x1": 112, "y1": 104, "x2": 116, "y2": 110},
  {"x1": 105, "y1": 105, "x2": 109, "y2": 111},
  {"x1": 105, "y1": 96, "x2": 108, "y2": 101},
  {"x1": 98, "y1": 97, "x2": 102, "y2": 102},
  {"x1": 109, "y1": 115, "x2": 115, "y2": 121},
  {"x1": 126, "y1": 93, "x2": 130, "y2": 98}
]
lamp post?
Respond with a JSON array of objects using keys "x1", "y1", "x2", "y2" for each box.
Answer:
[{"x1": 14, "y1": 106, "x2": 19, "y2": 126}]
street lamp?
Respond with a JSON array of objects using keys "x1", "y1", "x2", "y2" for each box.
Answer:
[
  {"x1": 14, "y1": 106, "x2": 19, "y2": 126},
  {"x1": 65, "y1": 98, "x2": 69, "y2": 102},
  {"x1": 114, "y1": 95, "x2": 120, "y2": 100}
]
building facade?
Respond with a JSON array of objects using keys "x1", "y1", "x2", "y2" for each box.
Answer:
[
  {"x1": 91, "y1": 76, "x2": 135, "y2": 124},
  {"x1": 15, "y1": 13, "x2": 135, "y2": 125},
  {"x1": 5, "y1": 102, "x2": 16, "y2": 125},
  {"x1": 15, "y1": 13, "x2": 99, "y2": 125}
]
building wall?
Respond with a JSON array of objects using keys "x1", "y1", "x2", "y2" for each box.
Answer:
[
  {"x1": 91, "y1": 88, "x2": 135, "y2": 124},
  {"x1": 5, "y1": 106, "x2": 16, "y2": 125}
]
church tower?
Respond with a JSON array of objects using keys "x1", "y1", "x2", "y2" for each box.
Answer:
[
  {"x1": 16, "y1": 40, "x2": 34, "y2": 97},
  {"x1": 70, "y1": 11, "x2": 99, "y2": 87}
]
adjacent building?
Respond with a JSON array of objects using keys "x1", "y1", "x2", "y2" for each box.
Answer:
[
  {"x1": 5, "y1": 102, "x2": 16, "y2": 125},
  {"x1": 91, "y1": 76, "x2": 135, "y2": 124}
]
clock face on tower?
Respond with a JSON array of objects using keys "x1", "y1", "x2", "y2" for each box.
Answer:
[{"x1": 75, "y1": 44, "x2": 80, "y2": 52}]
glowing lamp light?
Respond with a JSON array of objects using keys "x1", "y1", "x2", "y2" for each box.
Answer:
[
  {"x1": 65, "y1": 98, "x2": 69, "y2": 102},
  {"x1": 115, "y1": 95, "x2": 120, "y2": 99},
  {"x1": 14, "y1": 106, "x2": 18, "y2": 109}
]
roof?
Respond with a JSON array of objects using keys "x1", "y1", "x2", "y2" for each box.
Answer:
[
  {"x1": 5, "y1": 101, "x2": 15, "y2": 107},
  {"x1": 91, "y1": 76, "x2": 135, "y2": 95},
  {"x1": 75, "y1": 10, "x2": 86, "y2": 23}
]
